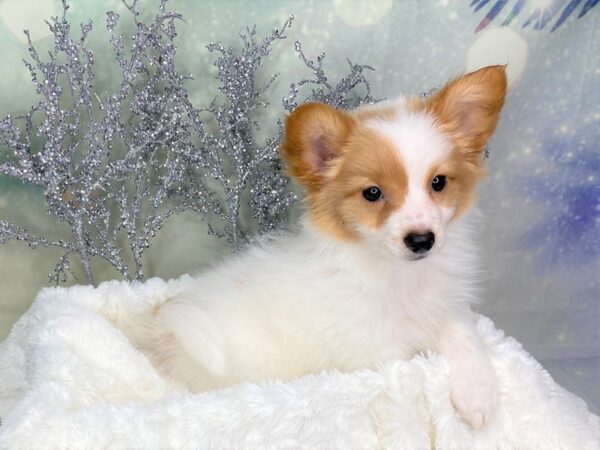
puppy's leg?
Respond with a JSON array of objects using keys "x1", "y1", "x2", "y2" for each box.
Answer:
[
  {"x1": 437, "y1": 312, "x2": 497, "y2": 429},
  {"x1": 159, "y1": 300, "x2": 228, "y2": 381}
]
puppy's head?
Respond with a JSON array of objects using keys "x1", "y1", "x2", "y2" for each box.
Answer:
[{"x1": 281, "y1": 65, "x2": 507, "y2": 260}]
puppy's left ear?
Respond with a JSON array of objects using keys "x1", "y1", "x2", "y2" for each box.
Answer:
[{"x1": 426, "y1": 65, "x2": 507, "y2": 163}]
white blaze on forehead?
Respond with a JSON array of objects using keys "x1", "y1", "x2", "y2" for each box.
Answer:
[
  {"x1": 365, "y1": 109, "x2": 455, "y2": 241},
  {"x1": 365, "y1": 110, "x2": 452, "y2": 187}
]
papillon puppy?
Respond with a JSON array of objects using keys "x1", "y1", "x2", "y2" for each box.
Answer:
[{"x1": 135, "y1": 65, "x2": 507, "y2": 429}]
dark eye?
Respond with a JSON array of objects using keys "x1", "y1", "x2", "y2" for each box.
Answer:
[
  {"x1": 362, "y1": 186, "x2": 383, "y2": 202},
  {"x1": 431, "y1": 175, "x2": 447, "y2": 192}
]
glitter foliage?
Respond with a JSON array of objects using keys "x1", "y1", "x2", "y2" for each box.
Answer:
[{"x1": 0, "y1": 0, "x2": 375, "y2": 285}]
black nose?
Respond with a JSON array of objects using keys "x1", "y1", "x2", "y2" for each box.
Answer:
[{"x1": 403, "y1": 231, "x2": 435, "y2": 254}]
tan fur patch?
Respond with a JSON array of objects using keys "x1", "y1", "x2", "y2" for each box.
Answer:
[
  {"x1": 353, "y1": 103, "x2": 399, "y2": 122},
  {"x1": 281, "y1": 103, "x2": 408, "y2": 240},
  {"x1": 281, "y1": 103, "x2": 356, "y2": 190},
  {"x1": 416, "y1": 65, "x2": 507, "y2": 219},
  {"x1": 424, "y1": 65, "x2": 507, "y2": 165},
  {"x1": 305, "y1": 127, "x2": 408, "y2": 241},
  {"x1": 425, "y1": 152, "x2": 485, "y2": 219}
]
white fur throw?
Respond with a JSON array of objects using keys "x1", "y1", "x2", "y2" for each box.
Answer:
[{"x1": 0, "y1": 278, "x2": 598, "y2": 449}]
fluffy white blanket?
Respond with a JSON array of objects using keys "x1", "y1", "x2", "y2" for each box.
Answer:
[{"x1": 0, "y1": 278, "x2": 598, "y2": 449}]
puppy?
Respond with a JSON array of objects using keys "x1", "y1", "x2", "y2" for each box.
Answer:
[{"x1": 141, "y1": 65, "x2": 507, "y2": 429}]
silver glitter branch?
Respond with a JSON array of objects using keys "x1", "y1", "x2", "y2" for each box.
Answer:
[
  {"x1": 0, "y1": 1, "x2": 376, "y2": 285},
  {"x1": 283, "y1": 41, "x2": 376, "y2": 111},
  {"x1": 188, "y1": 17, "x2": 298, "y2": 248}
]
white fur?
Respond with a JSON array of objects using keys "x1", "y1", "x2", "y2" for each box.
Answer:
[
  {"x1": 127, "y1": 102, "x2": 498, "y2": 428},
  {"x1": 152, "y1": 215, "x2": 474, "y2": 386},
  {"x1": 1, "y1": 282, "x2": 598, "y2": 448}
]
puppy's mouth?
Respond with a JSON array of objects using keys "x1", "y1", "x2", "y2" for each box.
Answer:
[{"x1": 406, "y1": 253, "x2": 428, "y2": 262}]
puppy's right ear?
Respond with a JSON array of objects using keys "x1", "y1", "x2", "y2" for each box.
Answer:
[{"x1": 281, "y1": 103, "x2": 355, "y2": 190}]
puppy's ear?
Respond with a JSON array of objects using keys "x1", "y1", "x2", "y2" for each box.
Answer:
[
  {"x1": 426, "y1": 65, "x2": 507, "y2": 163},
  {"x1": 281, "y1": 103, "x2": 355, "y2": 190}
]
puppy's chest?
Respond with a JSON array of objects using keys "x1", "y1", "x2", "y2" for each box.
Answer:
[
  {"x1": 382, "y1": 280, "x2": 447, "y2": 345},
  {"x1": 318, "y1": 266, "x2": 451, "y2": 354}
]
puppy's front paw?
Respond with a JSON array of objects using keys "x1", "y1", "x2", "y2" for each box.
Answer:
[{"x1": 449, "y1": 367, "x2": 497, "y2": 429}]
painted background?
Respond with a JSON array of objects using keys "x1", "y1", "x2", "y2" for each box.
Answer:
[{"x1": 0, "y1": 0, "x2": 598, "y2": 412}]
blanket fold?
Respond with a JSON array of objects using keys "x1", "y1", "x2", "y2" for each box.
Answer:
[{"x1": 0, "y1": 278, "x2": 598, "y2": 449}]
